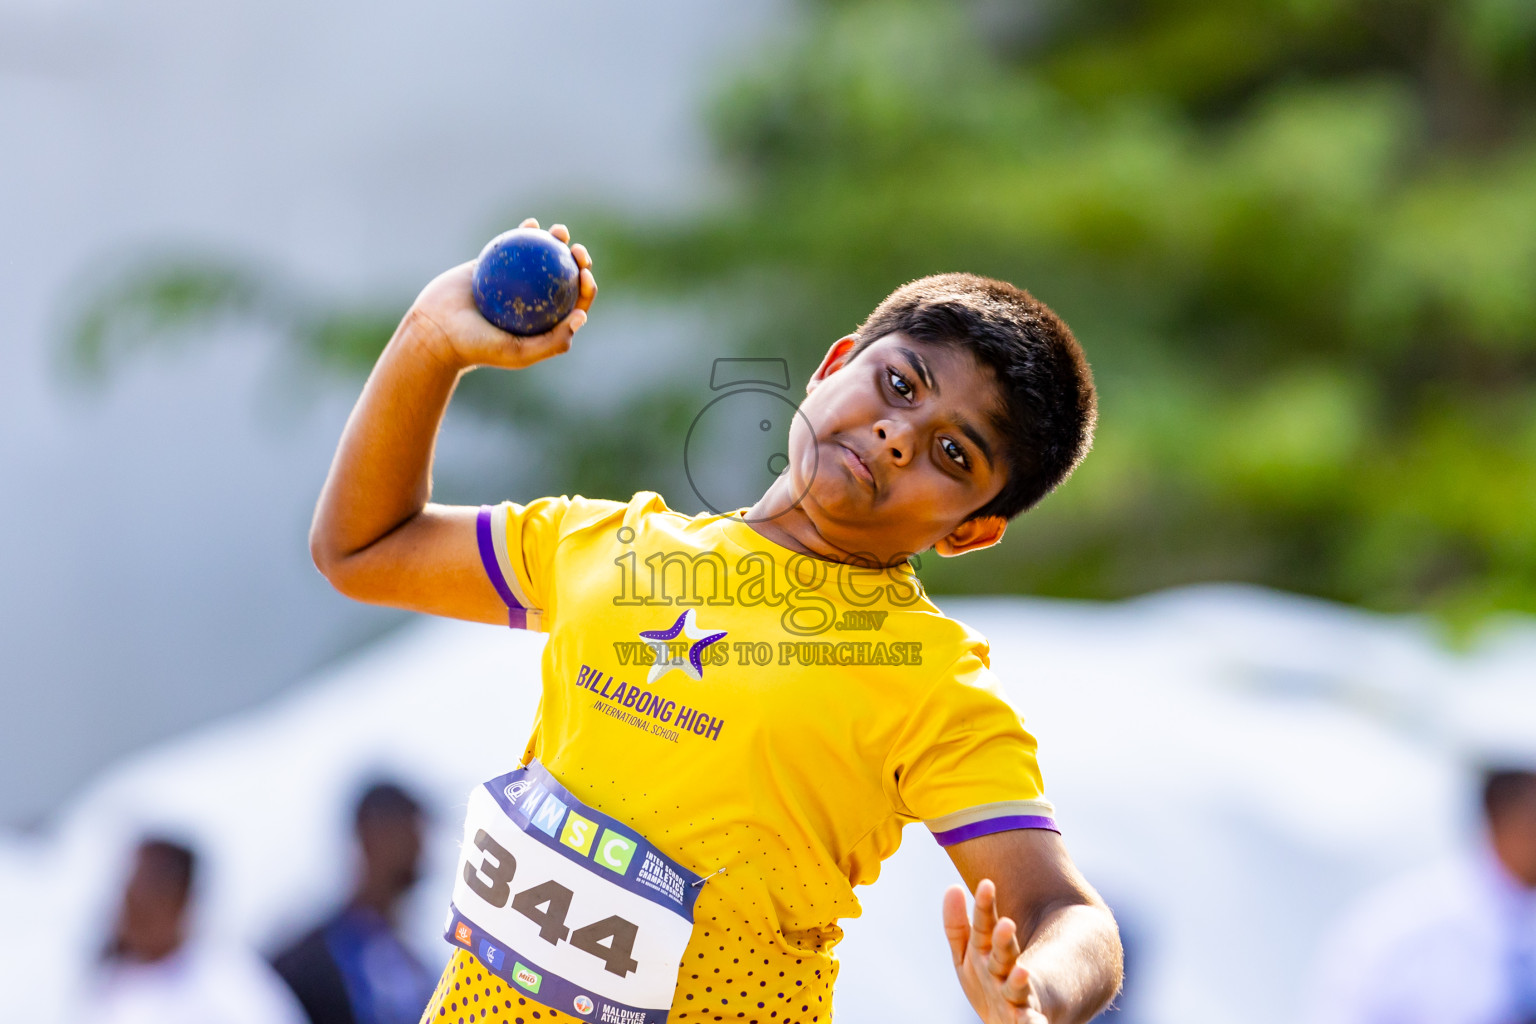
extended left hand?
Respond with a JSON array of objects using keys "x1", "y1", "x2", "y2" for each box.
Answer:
[{"x1": 943, "y1": 879, "x2": 1048, "y2": 1023}]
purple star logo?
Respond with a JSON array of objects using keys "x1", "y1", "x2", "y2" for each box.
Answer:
[{"x1": 639, "y1": 609, "x2": 728, "y2": 682}]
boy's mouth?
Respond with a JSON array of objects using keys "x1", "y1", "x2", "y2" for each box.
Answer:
[{"x1": 839, "y1": 443, "x2": 876, "y2": 491}]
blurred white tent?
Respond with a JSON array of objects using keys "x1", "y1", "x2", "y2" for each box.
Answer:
[{"x1": 2, "y1": 586, "x2": 1532, "y2": 1024}]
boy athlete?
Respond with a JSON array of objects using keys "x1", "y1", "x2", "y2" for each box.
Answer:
[{"x1": 311, "y1": 220, "x2": 1122, "y2": 1024}]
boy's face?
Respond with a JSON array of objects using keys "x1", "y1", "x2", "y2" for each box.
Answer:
[{"x1": 780, "y1": 332, "x2": 1009, "y2": 562}]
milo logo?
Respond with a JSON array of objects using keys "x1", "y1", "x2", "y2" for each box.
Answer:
[{"x1": 512, "y1": 962, "x2": 542, "y2": 994}]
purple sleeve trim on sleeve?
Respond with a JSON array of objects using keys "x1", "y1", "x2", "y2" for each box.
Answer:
[
  {"x1": 476, "y1": 505, "x2": 527, "y2": 630},
  {"x1": 931, "y1": 815, "x2": 1060, "y2": 847}
]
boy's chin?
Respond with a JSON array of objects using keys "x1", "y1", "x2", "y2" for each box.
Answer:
[{"x1": 801, "y1": 474, "x2": 872, "y2": 521}]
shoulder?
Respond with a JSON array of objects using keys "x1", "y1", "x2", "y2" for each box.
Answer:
[
  {"x1": 542, "y1": 492, "x2": 644, "y2": 530},
  {"x1": 569, "y1": 491, "x2": 688, "y2": 531},
  {"x1": 513, "y1": 491, "x2": 672, "y2": 547},
  {"x1": 882, "y1": 602, "x2": 995, "y2": 685}
]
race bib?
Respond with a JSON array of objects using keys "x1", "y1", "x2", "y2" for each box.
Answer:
[{"x1": 446, "y1": 760, "x2": 703, "y2": 1024}]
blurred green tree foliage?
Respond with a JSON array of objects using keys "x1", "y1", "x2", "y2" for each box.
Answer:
[
  {"x1": 587, "y1": 0, "x2": 1536, "y2": 624},
  {"x1": 71, "y1": 0, "x2": 1536, "y2": 624}
]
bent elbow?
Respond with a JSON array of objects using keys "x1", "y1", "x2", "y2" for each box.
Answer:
[{"x1": 309, "y1": 530, "x2": 357, "y2": 595}]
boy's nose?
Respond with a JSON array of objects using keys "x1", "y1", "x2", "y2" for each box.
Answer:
[{"x1": 874, "y1": 419, "x2": 914, "y2": 466}]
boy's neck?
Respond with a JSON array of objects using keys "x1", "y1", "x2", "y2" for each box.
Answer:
[{"x1": 741, "y1": 479, "x2": 908, "y2": 568}]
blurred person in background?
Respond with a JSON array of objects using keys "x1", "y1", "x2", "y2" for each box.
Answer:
[
  {"x1": 272, "y1": 781, "x2": 435, "y2": 1024},
  {"x1": 85, "y1": 836, "x2": 306, "y2": 1024},
  {"x1": 1307, "y1": 766, "x2": 1536, "y2": 1024}
]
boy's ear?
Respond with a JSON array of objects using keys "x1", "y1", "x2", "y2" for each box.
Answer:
[
  {"x1": 934, "y1": 516, "x2": 1007, "y2": 557},
  {"x1": 806, "y1": 335, "x2": 861, "y2": 393}
]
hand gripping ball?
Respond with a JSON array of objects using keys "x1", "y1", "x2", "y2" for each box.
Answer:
[{"x1": 471, "y1": 228, "x2": 580, "y2": 336}]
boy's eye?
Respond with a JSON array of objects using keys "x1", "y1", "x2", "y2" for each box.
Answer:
[
  {"x1": 940, "y1": 437, "x2": 970, "y2": 470},
  {"x1": 886, "y1": 369, "x2": 913, "y2": 400}
]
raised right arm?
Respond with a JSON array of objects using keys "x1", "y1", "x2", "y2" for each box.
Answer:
[{"x1": 308, "y1": 219, "x2": 596, "y2": 625}]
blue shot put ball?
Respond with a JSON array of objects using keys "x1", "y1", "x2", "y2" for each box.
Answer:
[{"x1": 471, "y1": 228, "x2": 581, "y2": 335}]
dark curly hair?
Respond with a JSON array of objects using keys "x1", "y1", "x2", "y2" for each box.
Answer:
[{"x1": 851, "y1": 273, "x2": 1096, "y2": 522}]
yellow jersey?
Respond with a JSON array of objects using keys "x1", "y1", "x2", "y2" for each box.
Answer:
[{"x1": 424, "y1": 492, "x2": 1054, "y2": 1024}]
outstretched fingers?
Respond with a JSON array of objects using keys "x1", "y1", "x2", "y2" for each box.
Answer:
[
  {"x1": 970, "y1": 878, "x2": 999, "y2": 955},
  {"x1": 987, "y1": 915, "x2": 1022, "y2": 981},
  {"x1": 1002, "y1": 965, "x2": 1036, "y2": 1007},
  {"x1": 943, "y1": 880, "x2": 1044, "y2": 1019},
  {"x1": 942, "y1": 884, "x2": 970, "y2": 968}
]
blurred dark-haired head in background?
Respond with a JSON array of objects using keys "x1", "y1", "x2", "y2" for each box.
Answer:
[
  {"x1": 87, "y1": 836, "x2": 305, "y2": 1024},
  {"x1": 108, "y1": 837, "x2": 196, "y2": 963},
  {"x1": 272, "y1": 780, "x2": 435, "y2": 1024},
  {"x1": 1483, "y1": 769, "x2": 1536, "y2": 890},
  {"x1": 352, "y1": 781, "x2": 426, "y2": 914}
]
